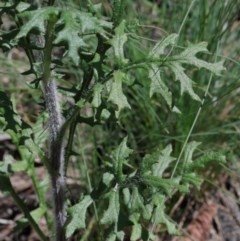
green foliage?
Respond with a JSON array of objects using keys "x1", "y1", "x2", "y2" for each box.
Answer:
[
  {"x1": 54, "y1": 9, "x2": 111, "y2": 65},
  {"x1": 109, "y1": 21, "x2": 128, "y2": 66},
  {"x1": 148, "y1": 33, "x2": 225, "y2": 107},
  {"x1": 0, "y1": 0, "x2": 235, "y2": 241},
  {"x1": 107, "y1": 71, "x2": 131, "y2": 117},
  {"x1": 15, "y1": 7, "x2": 59, "y2": 39},
  {"x1": 66, "y1": 195, "x2": 93, "y2": 238},
  {"x1": 101, "y1": 190, "x2": 120, "y2": 226}
]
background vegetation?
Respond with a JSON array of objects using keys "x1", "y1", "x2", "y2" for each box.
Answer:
[{"x1": 0, "y1": 0, "x2": 240, "y2": 241}]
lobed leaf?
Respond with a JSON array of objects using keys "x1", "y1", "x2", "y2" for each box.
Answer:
[
  {"x1": 66, "y1": 195, "x2": 93, "y2": 238},
  {"x1": 143, "y1": 175, "x2": 188, "y2": 195},
  {"x1": 15, "y1": 7, "x2": 59, "y2": 40},
  {"x1": 106, "y1": 231, "x2": 125, "y2": 241},
  {"x1": 100, "y1": 190, "x2": 120, "y2": 225},
  {"x1": 91, "y1": 83, "x2": 104, "y2": 108},
  {"x1": 54, "y1": 8, "x2": 111, "y2": 64},
  {"x1": 154, "y1": 205, "x2": 178, "y2": 235},
  {"x1": 182, "y1": 173, "x2": 203, "y2": 189},
  {"x1": 152, "y1": 145, "x2": 175, "y2": 177},
  {"x1": 141, "y1": 145, "x2": 175, "y2": 177},
  {"x1": 149, "y1": 64, "x2": 172, "y2": 108},
  {"x1": 148, "y1": 34, "x2": 226, "y2": 106},
  {"x1": 183, "y1": 141, "x2": 201, "y2": 164},
  {"x1": 109, "y1": 20, "x2": 128, "y2": 66},
  {"x1": 129, "y1": 213, "x2": 142, "y2": 241},
  {"x1": 169, "y1": 62, "x2": 201, "y2": 101},
  {"x1": 177, "y1": 42, "x2": 226, "y2": 75},
  {"x1": 103, "y1": 172, "x2": 115, "y2": 187},
  {"x1": 149, "y1": 33, "x2": 178, "y2": 57},
  {"x1": 112, "y1": 136, "x2": 133, "y2": 163},
  {"x1": 30, "y1": 206, "x2": 46, "y2": 223},
  {"x1": 108, "y1": 71, "x2": 131, "y2": 117},
  {"x1": 127, "y1": 187, "x2": 145, "y2": 211}
]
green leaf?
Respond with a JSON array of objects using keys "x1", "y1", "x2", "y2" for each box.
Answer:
[
  {"x1": 182, "y1": 173, "x2": 203, "y2": 189},
  {"x1": 184, "y1": 141, "x2": 201, "y2": 164},
  {"x1": 122, "y1": 188, "x2": 131, "y2": 205},
  {"x1": 55, "y1": 9, "x2": 111, "y2": 65},
  {"x1": 0, "y1": 91, "x2": 21, "y2": 134},
  {"x1": 108, "y1": 71, "x2": 131, "y2": 117},
  {"x1": 103, "y1": 172, "x2": 115, "y2": 187},
  {"x1": 143, "y1": 203, "x2": 153, "y2": 220},
  {"x1": 177, "y1": 42, "x2": 226, "y2": 75},
  {"x1": 141, "y1": 145, "x2": 175, "y2": 176},
  {"x1": 16, "y1": 2, "x2": 31, "y2": 12},
  {"x1": 109, "y1": 20, "x2": 128, "y2": 66},
  {"x1": 30, "y1": 206, "x2": 46, "y2": 223},
  {"x1": 152, "y1": 145, "x2": 175, "y2": 177},
  {"x1": 193, "y1": 151, "x2": 226, "y2": 170},
  {"x1": 128, "y1": 187, "x2": 144, "y2": 211},
  {"x1": 149, "y1": 33, "x2": 178, "y2": 57},
  {"x1": 149, "y1": 64, "x2": 172, "y2": 108},
  {"x1": 154, "y1": 205, "x2": 178, "y2": 235},
  {"x1": 143, "y1": 175, "x2": 188, "y2": 195},
  {"x1": 169, "y1": 62, "x2": 201, "y2": 101},
  {"x1": 112, "y1": 137, "x2": 133, "y2": 163},
  {"x1": 106, "y1": 231, "x2": 125, "y2": 241},
  {"x1": 15, "y1": 7, "x2": 59, "y2": 39},
  {"x1": 0, "y1": 161, "x2": 10, "y2": 174},
  {"x1": 66, "y1": 195, "x2": 93, "y2": 238},
  {"x1": 11, "y1": 160, "x2": 28, "y2": 172},
  {"x1": 107, "y1": 233, "x2": 117, "y2": 241},
  {"x1": 148, "y1": 34, "x2": 225, "y2": 105},
  {"x1": 129, "y1": 213, "x2": 142, "y2": 241},
  {"x1": 116, "y1": 231, "x2": 125, "y2": 241},
  {"x1": 182, "y1": 151, "x2": 225, "y2": 188},
  {"x1": 112, "y1": 137, "x2": 133, "y2": 182},
  {"x1": 101, "y1": 190, "x2": 120, "y2": 225},
  {"x1": 91, "y1": 83, "x2": 104, "y2": 108},
  {"x1": 131, "y1": 224, "x2": 141, "y2": 240}
]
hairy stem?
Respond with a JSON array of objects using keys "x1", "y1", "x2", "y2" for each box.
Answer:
[{"x1": 41, "y1": 17, "x2": 67, "y2": 241}]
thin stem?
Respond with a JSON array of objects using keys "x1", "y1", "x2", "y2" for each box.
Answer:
[
  {"x1": 80, "y1": 217, "x2": 95, "y2": 241},
  {"x1": 8, "y1": 182, "x2": 48, "y2": 241},
  {"x1": 79, "y1": 138, "x2": 99, "y2": 222},
  {"x1": 64, "y1": 116, "x2": 77, "y2": 170},
  {"x1": 177, "y1": 0, "x2": 197, "y2": 37}
]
